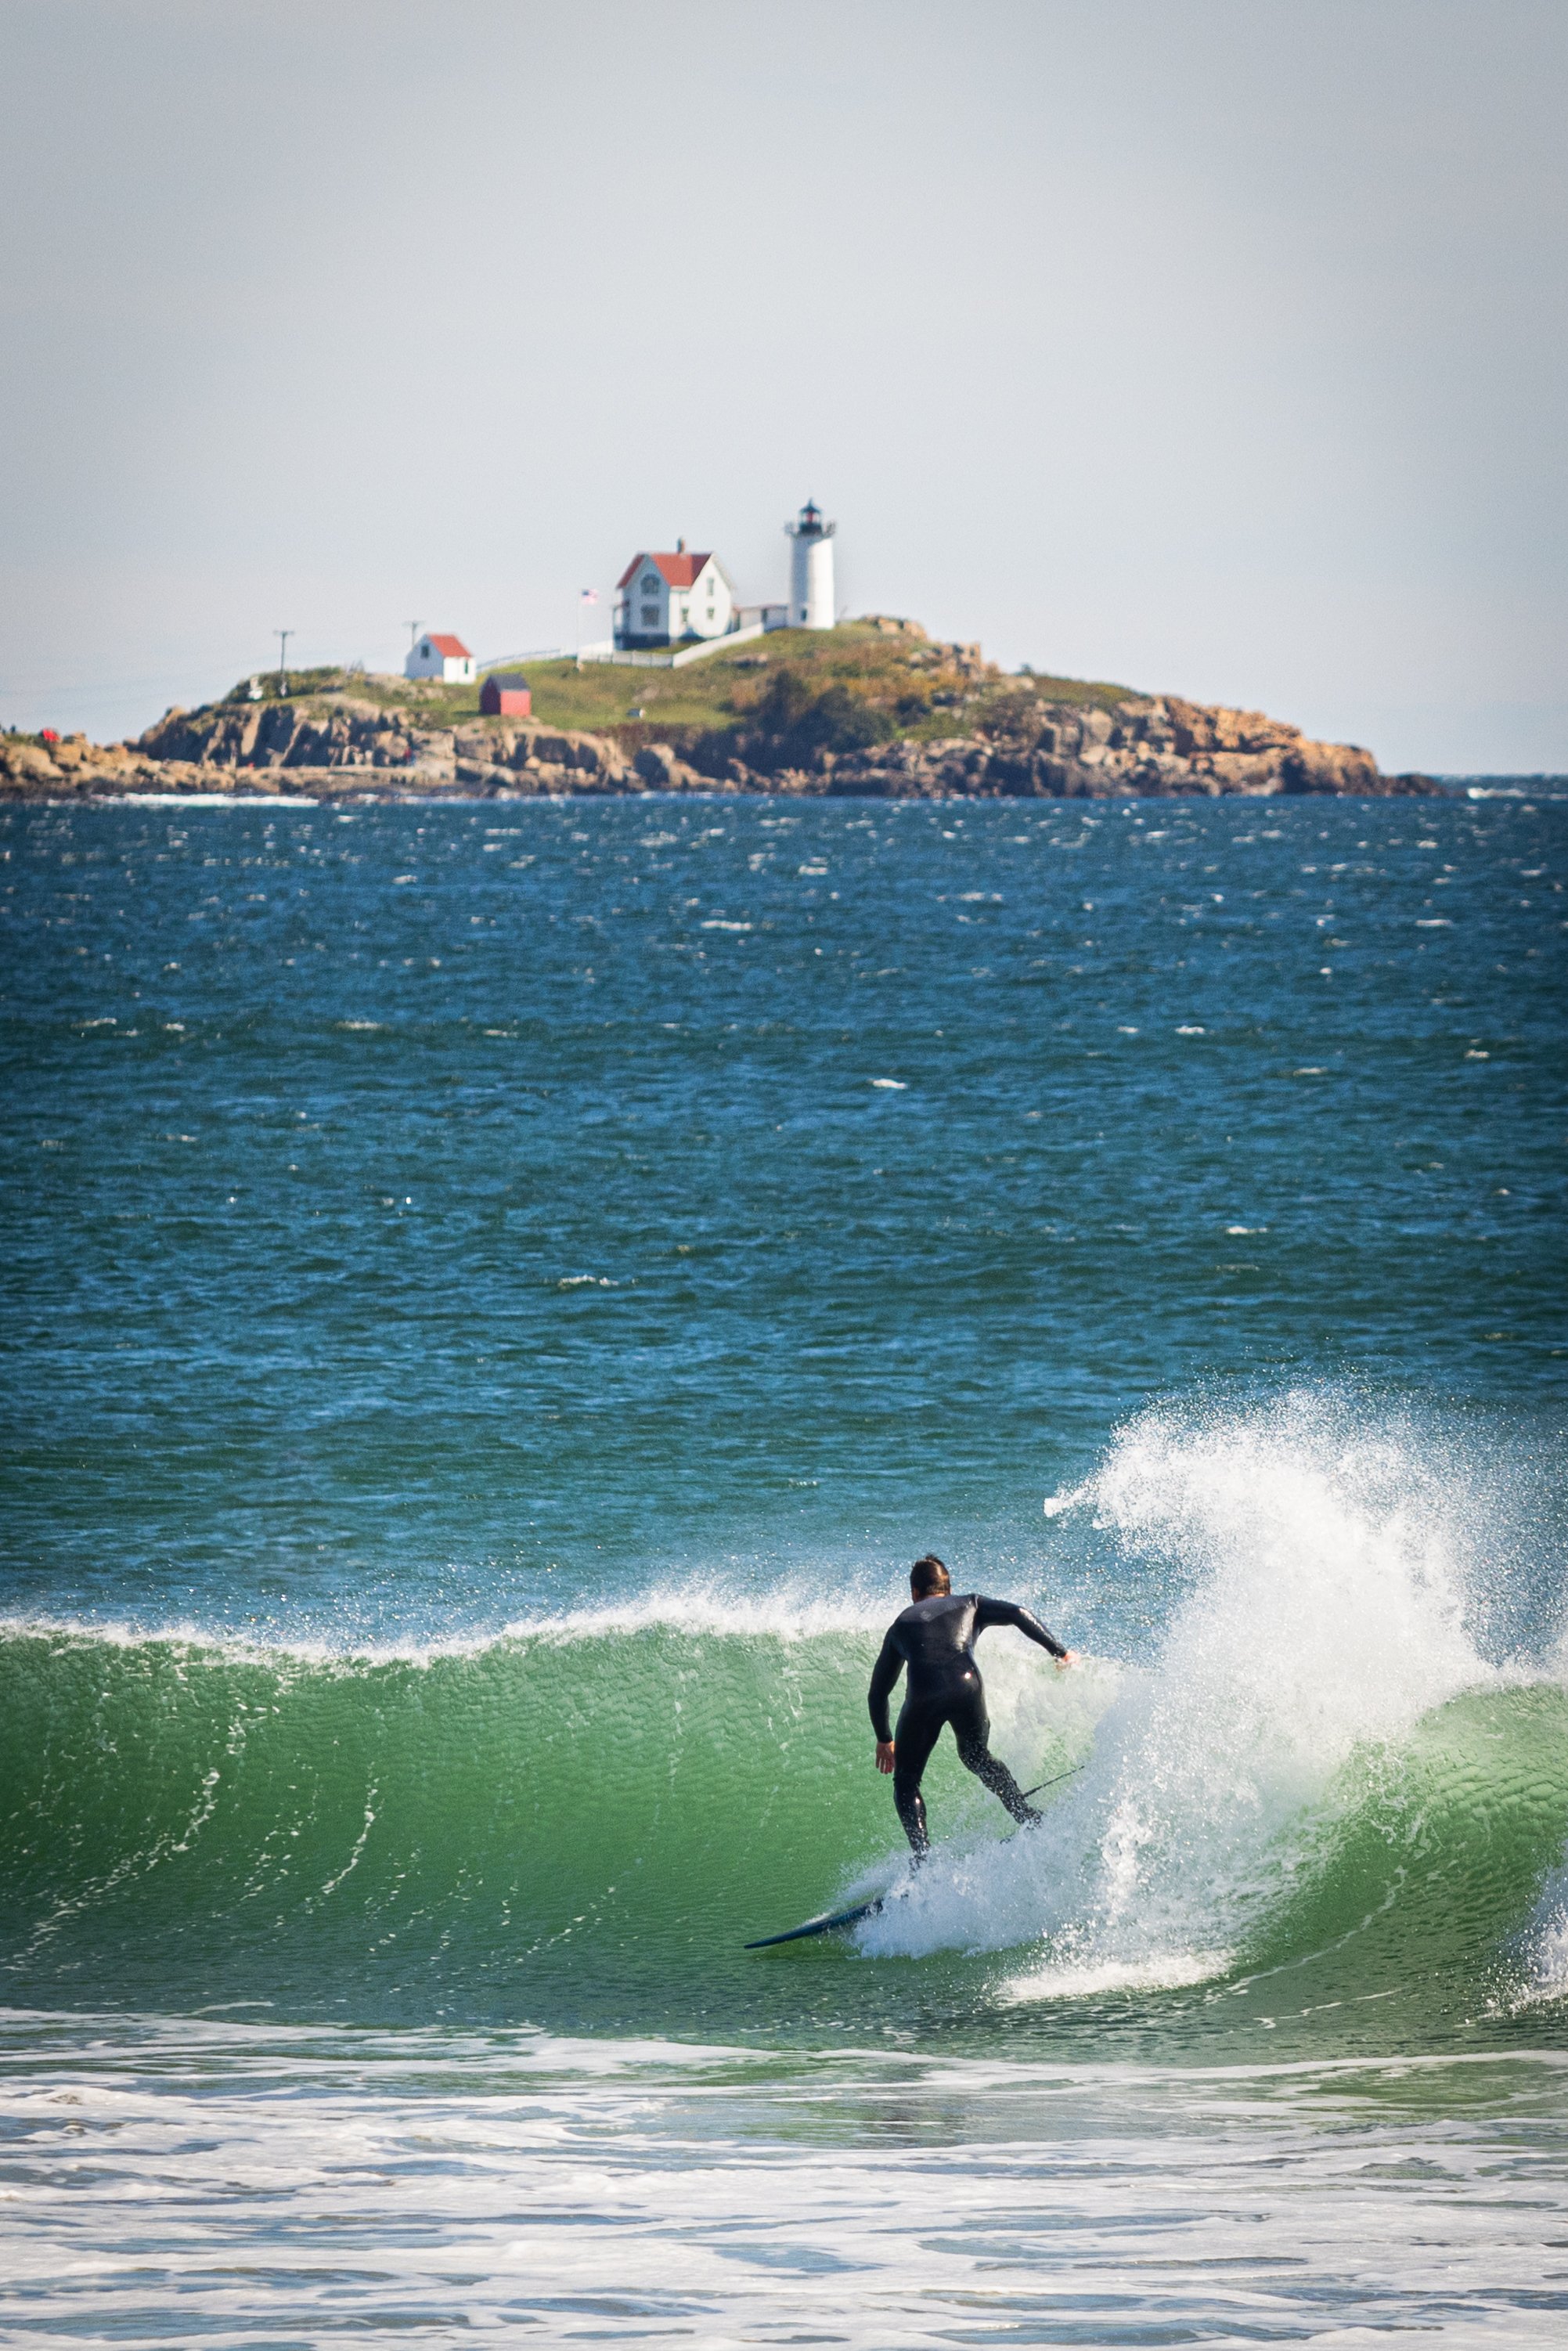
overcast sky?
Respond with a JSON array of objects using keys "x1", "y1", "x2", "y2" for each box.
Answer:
[{"x1": 2, "y1": 0, "x2": 1563, "y2": 770}]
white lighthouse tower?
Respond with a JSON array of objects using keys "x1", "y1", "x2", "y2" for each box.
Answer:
[{"x1": 785, "y1": 499, "x2": 836, "y2": 629}]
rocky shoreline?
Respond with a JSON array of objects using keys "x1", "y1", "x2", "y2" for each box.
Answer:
[{"x1": 1, "y1": 683, "x2": 1438, "y2": 802}]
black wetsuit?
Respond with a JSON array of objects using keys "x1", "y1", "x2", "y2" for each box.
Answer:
[{"x1": 868, "y1": 1592, "x2": 1067, "y2": 1857}]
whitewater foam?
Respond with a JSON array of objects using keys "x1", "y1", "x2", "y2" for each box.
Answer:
[
  {"x1": 867, "y1": 1392, "x2": 1521, "y2": 1983},
  {"x1": 4, "y1": 2012, "x2": 1566, "y2": 2350},
  {"x1": 1004, "y1": 1950, "x2": 1228, "y2": 2001},
  {"x1": 0, "y1": 1581, "x2": 890, "y2": 1670},
  {"x1": 1515, "y1": 1864, "x2": 1568, "y2": 2011}
]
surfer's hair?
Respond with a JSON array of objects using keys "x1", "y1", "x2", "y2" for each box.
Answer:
[{"x1": 910, "y1": 1555, "x2": 950, "y2": 1598}]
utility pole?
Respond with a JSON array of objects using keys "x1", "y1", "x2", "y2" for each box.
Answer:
[{"x1": 274, "y1": 629, "x2": 292, "y2": 691}]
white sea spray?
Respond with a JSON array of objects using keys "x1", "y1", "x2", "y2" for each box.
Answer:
[{"x1": 863, "y1": 1393, "x2": 1516, "y2": 1985}]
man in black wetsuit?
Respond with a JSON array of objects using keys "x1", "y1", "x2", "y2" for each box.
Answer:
[{"x1": 869, "y1": 1554, "x2": 1076, "y2": 1860}]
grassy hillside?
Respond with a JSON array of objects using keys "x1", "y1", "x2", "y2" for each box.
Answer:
[{"x1": 222, "y1": 624, "x2": 1139, "y2": 752}]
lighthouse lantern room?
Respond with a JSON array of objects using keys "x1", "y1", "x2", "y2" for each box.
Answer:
[{"x1": 785, "y1": 499, "x2": 836, "y2": 629}]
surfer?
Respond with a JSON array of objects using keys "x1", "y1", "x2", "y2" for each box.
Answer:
[{"x1": 869, "y1": 1555, "x2": 1076, "y2": 1860}]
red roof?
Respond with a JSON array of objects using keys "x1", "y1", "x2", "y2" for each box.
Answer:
[
  {"x1": 425, "y1": 633, "x2": 470, "y2": 658},
  {"x1": 616, "y1": 551, "x2": 713, "y2": 592}
]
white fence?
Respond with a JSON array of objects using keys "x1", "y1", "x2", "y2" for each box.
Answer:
[
  {"x1": 475, "y1": 648, "x2": 575, "y2": 673},
  {"x1": 577, "y1": 621, "x2": 772, "y2": 672},
  {"x1": 480, "y1": 610, "x2": 790, "y2": 678}
]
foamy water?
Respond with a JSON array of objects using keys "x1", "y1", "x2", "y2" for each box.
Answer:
[{"x1": 4, "y1": 2014, "x2": 1566, "y2": 2347}]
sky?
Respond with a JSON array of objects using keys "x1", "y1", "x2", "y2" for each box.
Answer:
[{"x1": 1, "y1": 0, "x2": 1563, "y2": 771}]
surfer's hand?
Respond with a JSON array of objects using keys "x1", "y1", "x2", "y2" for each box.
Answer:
[
  {"x1": 875, "y1": 1740, "x2": 896, "y2": 1773},
  {"x1": 1054, "y1": 1650, "x2": 1078, "y2": 1670}
]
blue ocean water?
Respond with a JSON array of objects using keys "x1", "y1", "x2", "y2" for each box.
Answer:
[{"x1": 2, "y1": 789, "x2": 1566, "y2": 2342}]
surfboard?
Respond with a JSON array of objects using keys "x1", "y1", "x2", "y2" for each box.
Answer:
[
  {"x1": 744, "y1": 1895, "x2": 885, "y2": 1949},
  {"x1": 747, "y1": 1769, "x2": 1083, "y2": 1947}
]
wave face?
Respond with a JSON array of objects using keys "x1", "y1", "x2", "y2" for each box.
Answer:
[
  {"x1": 0, "y1": 1602, "x2": 896, "y2": 2030},
  {"x1": 2, "y1": 1396, "x2": 1566, "y2": 2059}
]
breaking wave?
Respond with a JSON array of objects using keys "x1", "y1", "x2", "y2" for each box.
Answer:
[
  {"x1": 866, "y1": 1394, "x2": 1567, "y2": 2021},
  {"x1": 1, "y1": 1394, "x2": 1563, "y2": 2043}
]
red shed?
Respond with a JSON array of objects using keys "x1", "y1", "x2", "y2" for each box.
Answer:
[{"x1": 480, "y1": 671, "x2": 532, "y2": 718}]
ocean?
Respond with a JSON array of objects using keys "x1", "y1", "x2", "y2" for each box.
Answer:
[{"x1": 2, "y1": 788, "x2": 1565, "y2": 2343}]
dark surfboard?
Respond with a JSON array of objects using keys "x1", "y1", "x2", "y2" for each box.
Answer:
[
  {"x1": 747, "y1": 1768, "x2": 1083, "y2": 1947},
  {"x1": 744, "y1": 1895, "x2": 885, "y2": 1949}
]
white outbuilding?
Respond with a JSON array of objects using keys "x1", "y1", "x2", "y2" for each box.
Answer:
[
  {"x1": 405, "y1": 632, "x2": 475, "y2": 683},
  {"x1": 785, "y1": 500, "x2": 836, "y2": 629},
  {"x1": 614, "y1": 543, "x2": 736, "y2": 650}
]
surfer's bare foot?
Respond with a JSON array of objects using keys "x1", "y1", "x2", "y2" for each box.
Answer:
[{"x1": 1054, "y1": 1650, "x2": 1079, "y2": 1671}]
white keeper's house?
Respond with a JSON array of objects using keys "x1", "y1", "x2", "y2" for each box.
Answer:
[
  {"x1": 405, "y1": 632, "x2": 475, "y2": 683},
  {"x1": 614, "y1": 543, "x2": 737, "y2": 651}
]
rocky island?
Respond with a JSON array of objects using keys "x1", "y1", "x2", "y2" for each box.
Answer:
[{"x1": 1, "y1": 620, "x2": 1437, "y2": 801}]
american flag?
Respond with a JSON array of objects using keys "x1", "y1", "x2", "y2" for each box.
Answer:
[{"x1": 580, "y1": 588, "x2": 598, "y2": 604}]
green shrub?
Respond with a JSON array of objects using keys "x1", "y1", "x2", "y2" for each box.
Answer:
[{"x1": 743, "y1": 671, "x2": 897, "y2": 769}]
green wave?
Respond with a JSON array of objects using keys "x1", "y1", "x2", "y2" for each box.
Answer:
[
  {"x1": 2, "y1": 1620, "x2": 1564, "y2": 2046},
  {"x1": 0, "y1": 1617, "x2": 900, "y2": 2015},
  {"x1": 1241, "y1": 1682, "x2": 1568, "y2": 1992}
]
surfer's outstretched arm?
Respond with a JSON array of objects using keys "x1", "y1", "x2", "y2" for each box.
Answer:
[
  {"x1": 975, "y1": 1596, "x2": 1075, "y2": 1665},
  {"x1": 868, "y1": 1631, "x2": 904, "y2": 1771}
]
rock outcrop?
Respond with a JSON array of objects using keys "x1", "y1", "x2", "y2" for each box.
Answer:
[
  {"x1": 798, "y1": 694, "x2": 1418, "y2": 798},
  {"x1": 122, "y1": 699, "x2": 672, "y2": 795},
  {"x1": 0, "y1": 732, "x2": 171, "y2": 795},
  {"x1": 1, "y1": 680, "x2": 1437, "y2": 802},
  {"x1": 697, "y1": 694, "x2": 1431, "y2": 798}
]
